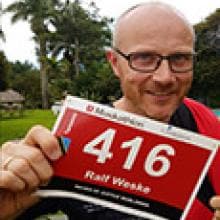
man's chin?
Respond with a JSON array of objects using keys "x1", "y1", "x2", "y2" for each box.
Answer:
[
  {"x1": 144, "y1": 109, "x2": 172, "y2": 122},
  {"x1": 142, "y1": 102, "x2": 177, "y2": 122},
  {"x1": 149, "y1": 115, "x2": 170, "y2": 123}
]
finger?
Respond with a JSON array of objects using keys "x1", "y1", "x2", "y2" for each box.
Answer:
[
  {"x1": 210, "y1": 197, "x2": 220, "y2": 209},
  {"x1": 3, "y1": 144, "x2": 54, "y2": 184},
  {"x1": 6, "y1": 157, "x2": 40, "y2": 189},
  {"x1": 22, "y1": 125, "x2": 62, "y2": 160},
  {"x1": 15, "y1": 191, "x2": 40, "y2": 213},
  {"x1": 0, "y1": 191, "x2": 40, "y2": 219},
  {"x1": 0, "y1": 170, "x2": 25, "y2": 191},
  {"x1": 214, "y1": 210, "x2": 220, "y2": 220}
]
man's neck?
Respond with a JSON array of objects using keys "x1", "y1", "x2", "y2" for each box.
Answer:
[{"x1": 113, "y1": 97, "x2": 171, "y2": 123}]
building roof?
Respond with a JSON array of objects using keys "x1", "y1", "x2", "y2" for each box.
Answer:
[{"x1": 0, "y1": 89, "x2": 25, "y2": 103}]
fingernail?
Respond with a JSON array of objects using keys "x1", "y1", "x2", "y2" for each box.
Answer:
[{"x1": 50, "y1": 150, "x2": 62, "y2": 160}]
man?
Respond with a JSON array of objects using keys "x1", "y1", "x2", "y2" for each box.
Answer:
[{"x1": 1, "y1": 2, "x2": 220, "y2": 219}]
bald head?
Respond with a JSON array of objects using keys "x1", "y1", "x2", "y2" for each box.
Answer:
[
  {"x1": 113, "y1": 1, "x2": 195, "y2": 48},
  {"x1": 108, "y1": 1, "x2": 194, "y2": 122}
]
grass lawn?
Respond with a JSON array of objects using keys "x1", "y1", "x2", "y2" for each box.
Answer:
[{"x1": 0, "y1": 110, "x2": 57, "y2": 145}]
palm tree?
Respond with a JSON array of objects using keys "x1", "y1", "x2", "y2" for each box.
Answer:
[
  {"x1": 0, "y1": 24, "x2": 5, "y2": 41},
  {"x1": 48, "y1": 0, "x2": 112, "y2": 78},
  {"x1": 0, "y1": 2, "x2": 5, "y2": 42},
  {"x1": 5, "y1": 0, "x2": 61, "y2": 108}
]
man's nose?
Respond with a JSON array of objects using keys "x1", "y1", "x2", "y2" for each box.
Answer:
[{"x1": 152, "y1": 60, "x2": 175, "y2": 84}]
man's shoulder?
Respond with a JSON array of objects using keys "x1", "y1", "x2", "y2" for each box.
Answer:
[
  {"x1": 183, "y1": 97, "x2": 218, "y2": 121},
  {"x1": 183, "y1": 97, "x2": 220, "y2": 139},
  {"x1": 183, "y1": 98, "x2": 213, "y2": 112}
]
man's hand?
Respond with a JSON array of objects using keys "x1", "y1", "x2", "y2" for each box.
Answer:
[
  {"x1": 0, "y1": 125, "x2": 62, "y2": 219},
  {"x1": 210, "y1": 196, "x2": 220, "y2": 220}
]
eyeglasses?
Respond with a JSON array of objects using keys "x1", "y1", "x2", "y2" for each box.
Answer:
[{"x1": 113, "y1": 48, "x2": 196, "y2": 73}]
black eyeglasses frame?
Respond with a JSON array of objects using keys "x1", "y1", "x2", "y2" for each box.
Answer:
[{"x1": 113, "y1": 47, "x2": 196, "y2": 73}]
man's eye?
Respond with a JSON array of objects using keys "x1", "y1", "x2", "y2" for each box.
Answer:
[
  {"x1": 171, "y1": 54, "x2": 192, "y2": 63},
  {"x1": 132, "y1": 53, "x2": 156, "y2": 63}
]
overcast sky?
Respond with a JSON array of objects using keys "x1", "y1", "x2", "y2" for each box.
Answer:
[{"x1": 1, "y1": 0, "x2": 220, "y2": 66}]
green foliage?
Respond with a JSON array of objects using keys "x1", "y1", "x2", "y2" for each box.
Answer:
[
  {"x1": 5, "y1": 0, "x2": 63, "y2": 109},
  {"x1": 4, "y1": 0, "x2": 219, "y2": 108},
  {"x1": 8, "y1": 61, "x2": 42, "y2": 108},
  {"x1": 5, "y1": 0, "x2": 113, "y2": 108},
  {"x1": 43, "y1": 1, "x2": 115, "y2": 104},
  {"x1": 195, "y1": 9, "x2": 220, "y2": 31},
  {"x1": 0, "y1": 4, "x2": 5, "y2": 42},
  {"x1": 68, "y1": 61, "x2": 121, "y2": 104},
  {"x1": 0, "y1": 51, "x2": 10, "y2": 91},
  {"x1": 191, "y1": 9, "x2": 220, "y2": 107},
  {"x1": 48, "y1": 1, "x2": 113, "y2": 76},
  {"x1": 0, "y1": 110, "x2": 56, "y2": 145}
]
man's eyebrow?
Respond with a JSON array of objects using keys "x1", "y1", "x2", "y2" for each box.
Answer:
[
  {"x1": 169, "y1": 51, "x2": 196, "y2": 55},
  {"x1": 129, "y1": 49, "x2": 159, "y2": 54}
]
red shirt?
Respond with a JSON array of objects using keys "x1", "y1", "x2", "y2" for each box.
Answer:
[{"x1": 184, "y1": 98, "x2": 220, "y2": 220}]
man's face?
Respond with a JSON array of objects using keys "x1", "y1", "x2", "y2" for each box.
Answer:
[{"x1": 109, "y1": 7, "x2": 194, "y2": 122}]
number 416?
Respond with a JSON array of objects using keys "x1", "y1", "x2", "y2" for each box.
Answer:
[{"x1": 83, "y1": 128, "x2": 175, "y2": 177}]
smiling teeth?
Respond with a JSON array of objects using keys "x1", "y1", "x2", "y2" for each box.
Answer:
[{"x1": 145, "y1": 90, "x2": 173, "y2": 96}]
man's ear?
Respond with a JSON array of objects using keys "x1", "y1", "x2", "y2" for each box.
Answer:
[{"x1": 106, "y1": 49, "x2": 121, "y2": 78}]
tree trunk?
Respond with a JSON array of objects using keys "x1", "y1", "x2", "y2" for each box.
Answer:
[
  {"x1": 39, "y1": 36, "x2": 48, "y2": 109},
  {"x1": 74, "y1": 37, "x2": 79, "y2": 76}
]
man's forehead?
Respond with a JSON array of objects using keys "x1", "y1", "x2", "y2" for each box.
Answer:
[{"x1": 113, "y1": 3, "x2": 194, "y2": 47}]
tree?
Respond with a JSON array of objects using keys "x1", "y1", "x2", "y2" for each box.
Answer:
[
  {"x1": 45, "y1": 0, "x2": 115, "y2": 104},
  {"x1": 0, "y1": 51, "x2": 10, "y2": 91},
  {"x1": 191, "y1": 9, "x2": 220, "y2": 107},
  {"x1": 5, "y1": 0, "x2": 113, "y2": 108},
  {"x1": 48, "y1": 0, "x2": 112, "y2": 78},
  {"x1": 8, "y1": 61, "x2": 41, "y2": 108},
  {"x1": 5, "y1": 0, "x2": 62, "y2": 109},
  {"x1": 68, "y1": 60, "x2": 121, "y2": 104},
  {"x1": 0, "y1": 2, "x2": 5, "y2": 42}
]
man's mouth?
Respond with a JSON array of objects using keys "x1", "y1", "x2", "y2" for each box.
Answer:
[
  {"x1": 145, "y1": 90, "x2": 174, "y2": 96},
  {"x1": 144, "y1": 90, "x2": 175, "y2": 101}
]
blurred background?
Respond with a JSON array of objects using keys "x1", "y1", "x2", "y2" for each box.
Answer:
[{"x1": 0, "y1": 0, "x2": 220, "y2": 144}]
